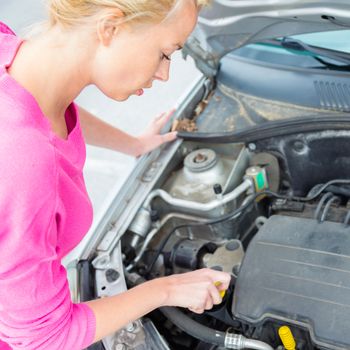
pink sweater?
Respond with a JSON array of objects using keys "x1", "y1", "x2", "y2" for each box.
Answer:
[{"x1": 0, "y1": 23, "x2": 96, "y2": 349}]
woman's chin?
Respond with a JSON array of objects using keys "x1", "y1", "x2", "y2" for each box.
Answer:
[{"x1": 110, "y1": 90, "x2": 144, "y2": 101}]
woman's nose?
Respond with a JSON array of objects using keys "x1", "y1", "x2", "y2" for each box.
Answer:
[{"x1": 154, "y1": 59, "x2": 170, "y2": 82}]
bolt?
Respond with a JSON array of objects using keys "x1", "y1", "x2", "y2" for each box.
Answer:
[
  {"x1": 126, "y1": 322, "x2": 136, "y2": 332},
  {"x1": 194, "y1": 152, "x2": 208, "y2": 163},
  {"x1": 248, "y1": 143, "x2": 256, "y2": 151},
  {"x1": 105, "y1": 269, "x2": 120, "y2": 283},
  {"x1": 293, "y1": 140, "x2": 305, "y2": 153},
  {"x1": 99, "y1": 258, "x2": 108, "y2": 265}
]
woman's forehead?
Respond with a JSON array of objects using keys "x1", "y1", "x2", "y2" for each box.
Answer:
[{"x1": 160, "y1": 1, "x2": 198, "y2": 36}]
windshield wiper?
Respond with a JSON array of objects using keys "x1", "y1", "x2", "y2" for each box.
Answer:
[{"x1": 267, "y1": 37, "x2": 350, "y2": 66}]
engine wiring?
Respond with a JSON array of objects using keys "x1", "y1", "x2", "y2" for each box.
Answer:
[
  {"x1": 305, "y1": 179, "x2": 350, "y2": 200},
  {"x1": 143, "y1": 179, "x2": 350, "y2": 275}
]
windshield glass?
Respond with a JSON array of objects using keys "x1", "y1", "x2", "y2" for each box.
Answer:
[
  {"x1": 232, "y1": 30, "x2": 350, "y2": 70},
  {"x1": 291, "y1": 30, "x2": 350, "y2": 54}
]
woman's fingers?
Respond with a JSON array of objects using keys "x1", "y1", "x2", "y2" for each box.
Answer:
[
  {"x1": 187, "y1": 287, "x2": 217, "y2": 313},
  {"x1": 209, "y1": 283, "x2": 223, "y2": 305},
  {"x1": 161, "y1": 131, "x2": 177, "y2": 143},
  {"x1": 137, "y1": 109, "x2": 177, "y2": 156},
  {"x1": 154, "y1": 109, "x2": 176, "y2": 128},
  {"x1": 204, "y1": 268, "x2": 231, "y2": 291},
  {"x1": 160, "y1": 268, "x2": 231, "y2": 313},
  {"x1": 160, "y1": 108, "x2": 176, "y2": 122},
  {"x1": 204, "y1": 295, "x2": 214, "y2": 310},
  {"x1": 189, "y1": 306, "x2": 205, "y2": 314}
]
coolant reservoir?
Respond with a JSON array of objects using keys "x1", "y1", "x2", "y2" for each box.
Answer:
[{"x1": 163, "y1": 148, "x2": 234, "y2": 203}]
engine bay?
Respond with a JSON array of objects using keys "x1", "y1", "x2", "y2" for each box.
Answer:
[
  {"x1": 79, "y1": 58, "x2": 350, "y2": 348},
  {"x1": 86, "y1": 124, "x2": 350, "y2": 350}
]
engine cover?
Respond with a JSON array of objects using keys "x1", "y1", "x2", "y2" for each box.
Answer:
[{"x1": 232, "y1": 215, "x2": 350, "y2": 350}]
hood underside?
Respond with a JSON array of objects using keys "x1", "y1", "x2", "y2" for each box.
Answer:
[{"x1": 185, "y1": 0, "x2": 350, "y2": 76}]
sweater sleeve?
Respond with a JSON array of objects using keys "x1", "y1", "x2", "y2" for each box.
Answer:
[{"x1": 0, "y1": 134, "x2": 96, "y2": 349}]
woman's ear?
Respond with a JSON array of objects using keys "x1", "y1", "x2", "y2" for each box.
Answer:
[{"x1": 96, "y1": 9, "x2": 124, "y2": 46}]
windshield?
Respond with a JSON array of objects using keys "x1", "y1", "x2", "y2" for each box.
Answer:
[
  {"x1": 232, "y1": 30, "x2": 350, "y2": 70},
  {"x1": 291, "y1": 30, "x2": 350, "y2": 54}
]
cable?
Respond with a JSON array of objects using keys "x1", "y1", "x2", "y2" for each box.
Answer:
[
  {"x1": 306, "y1": 180, "x2": 350, "y2": 201},
  {"x1": 145, "y1": 195, "x2": 257, "y2": 275},
  {"x1": 326, "y1": 185, "x2": 350, "y2": 198},
  {"x1": 145, "y1": 179, "x2": 350, "y2": 275},
  {"x1": 145, "y1": 190, "x2": 279, "y2": 275}
]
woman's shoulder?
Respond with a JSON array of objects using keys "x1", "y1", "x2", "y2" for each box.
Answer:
[
  {"x1": 0, "y1": 76, "x2": 54, "y2": 161},
  {"x1": 0, "y1": 115, "x2": 57, "y2": 189}
]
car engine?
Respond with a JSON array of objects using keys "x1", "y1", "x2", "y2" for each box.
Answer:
[
  {"x1": 89, "y1": 127, "x2": 350, "y2": 350},
  {"x1": 234, "y1": 215, "x2": 350, "y2": 350}
]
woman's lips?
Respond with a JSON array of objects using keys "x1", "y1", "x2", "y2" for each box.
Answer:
[{"x1": 136, "y1": 89, "x2": 144, "y2": 96}]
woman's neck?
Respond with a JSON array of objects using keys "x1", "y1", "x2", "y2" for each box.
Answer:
[{"x1": 8, "y1": 25, "x2": 94, "y2": 123}]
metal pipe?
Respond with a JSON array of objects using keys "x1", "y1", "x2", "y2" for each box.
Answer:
[
  {"x1": 126, "y1": 212, "x2": 208, "y2": 271},
  {"x1": 241, "y1": 337, "x2": 274, "y2": 350},
  {"x1": 225, "y1": 333, "x2": 274, "y2": 349},
  {"x1": 143, "y1": 179, "x2": 253, "y2": 213}
]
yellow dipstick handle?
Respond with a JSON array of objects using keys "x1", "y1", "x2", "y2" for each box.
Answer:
[
  {"x1": 279, "y1": 326, "x2": 296, "y2": 350},
  {"x1": 214, "y1": 281, "x2": 226, "y2": 299}
]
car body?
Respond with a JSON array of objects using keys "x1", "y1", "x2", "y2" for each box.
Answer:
[{"x1": 63, "y1": 1, "x2": 350, "y2": 349}]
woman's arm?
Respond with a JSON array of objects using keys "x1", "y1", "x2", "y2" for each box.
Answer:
[
  {"x1": 85, "y1": 269, "x2": 230, "y2": 344},
  {"x1": 78, "y1": 106, "x2": 177, "y2": 157}
]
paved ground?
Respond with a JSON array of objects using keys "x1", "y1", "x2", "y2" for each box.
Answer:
[{"x1": 1, "y1": 0, "x2": 201, "y2": 215}]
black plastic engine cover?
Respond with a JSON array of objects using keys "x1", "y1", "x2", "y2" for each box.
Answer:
[{"x1": 232, "y1": 215, "x2": 350, "y2": 350}]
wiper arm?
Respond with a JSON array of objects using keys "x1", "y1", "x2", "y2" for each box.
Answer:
[{"x1": 276, "y1": 37, "x2": 350, "y2": 65}]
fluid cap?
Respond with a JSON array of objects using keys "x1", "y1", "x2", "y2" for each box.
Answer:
[{"x1": 214, "y1": 281, "x2": 226, "y2": 299}]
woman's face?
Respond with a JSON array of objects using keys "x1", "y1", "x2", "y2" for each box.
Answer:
[{"x1": 91, "y1": 1, "x2": 198, "y2": 101}]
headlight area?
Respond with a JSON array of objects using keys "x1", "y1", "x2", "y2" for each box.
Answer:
[{"x1": 81, "y1": 136, "x2": 350, "y2": 350}]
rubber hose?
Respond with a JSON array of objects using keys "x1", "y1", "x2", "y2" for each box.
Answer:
[{"x1": 160, "y1": 306, "x2": 226, "y2": 347}]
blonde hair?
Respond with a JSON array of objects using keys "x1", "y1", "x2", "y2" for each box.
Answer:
[{"x1": 48, "y1": 0, "x2": 210, "y2": 28}]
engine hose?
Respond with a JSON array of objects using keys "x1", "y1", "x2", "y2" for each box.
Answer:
[
  {"x1": 160, "y1": 306, "x2": 226, "y2": 346},
  {"x1": 159, "y1": 306, "x2": 274, "y2": 350}
]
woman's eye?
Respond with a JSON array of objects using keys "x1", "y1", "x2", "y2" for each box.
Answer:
[{"x1": 162, "y1": 53, "x2": 171, "y2": 61}]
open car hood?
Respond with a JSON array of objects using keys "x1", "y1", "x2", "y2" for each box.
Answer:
[{"x1": 185, "y1": 0, "x2": 350, "y2": 76}]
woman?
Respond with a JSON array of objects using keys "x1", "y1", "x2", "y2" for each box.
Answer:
[{"x1": 0, "y1": 1, "x2": 230, "y2": 349}]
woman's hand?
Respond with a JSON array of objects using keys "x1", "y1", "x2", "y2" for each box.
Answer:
[
  {"x1": 157, "y1": 268, "x2": 231, "y2": 314},
  {"x1": 86, "y1": 268, "x2": 230, "y2": 343},
  {"x1": 136, "y1": 109, "x2": 177, "y2": 156}
]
